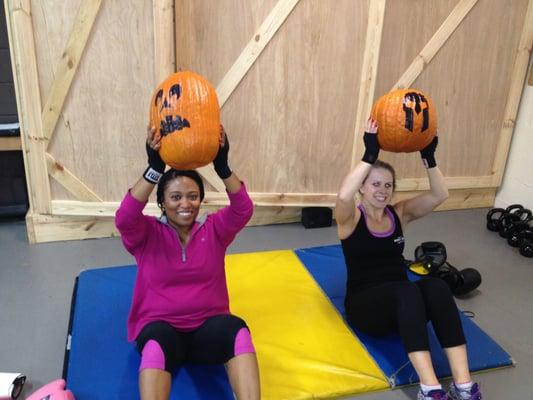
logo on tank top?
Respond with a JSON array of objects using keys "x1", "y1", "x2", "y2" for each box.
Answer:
[{"x1": 394, "y1": 235, "x2": 405, "y2": 245}]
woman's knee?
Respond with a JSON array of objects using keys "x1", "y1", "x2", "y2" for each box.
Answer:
[
  {"x1": 394, "y1": 281, "x2": 425, "y2": 307},
  {"x1": 234, "y1": 326, "x2": 255, "y2": 356},
  {"x1": 136, "y1": 321, "x2": 185, "y2": 372},
  {"x1": 191, "y1": 314, "x2": 255, "y2": 364},
  {"x1": 417, "y1": 277, "x2": 454, "y2": 299},
  {"x1": 210, "y1": 315, "x2": 256, "y2": 357}
]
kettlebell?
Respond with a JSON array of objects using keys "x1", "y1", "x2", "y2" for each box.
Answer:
[
  {"x1": 519, "y1": 230, "x2": 533, "y2": 258},
  {"x1": 498, "y1": 205, "x2": 529, "y2": 238},
  {"x1": 486, "y1": 208, "x2": 506, "y2": 232},
  {"x1": 507, "y1": 216, "x2": 533, "y2": 247}
]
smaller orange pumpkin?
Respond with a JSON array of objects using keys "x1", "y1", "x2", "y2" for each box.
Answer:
[
  {"x1": 149, "y1": 71, "x2": 220, "y2": 169},
  {"x1": 371, "y1": 89, "x2": 437, "y2": 153}
]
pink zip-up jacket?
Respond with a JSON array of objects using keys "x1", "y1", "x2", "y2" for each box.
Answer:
[{"x1": 115, "y1": 183, "x2": 253, "y2": 341}]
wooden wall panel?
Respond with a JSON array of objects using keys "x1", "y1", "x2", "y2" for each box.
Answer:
[
  {"x1": 176, "y1": 0, "x2": 369, "y2": 193},
  {"x1": 231, "y1": 0, "x2": 368, "y2": 194},
  {"x1": 175, "y1": 0, "x2": 277, "y2": 86},
  {"x1": 6, "y1": 0, "x2": 532, "y2": 242},
  {"x1": 175, "y1": 0, "x2": 279, "y2": 192},
  {"x1": 30, "y1": 0, "x2": 88, "y2": 201},
  {"x1": 373, "y1": 0, "x2": 457, "y2": 179},
  {"x1": 376, "y1": 0, "x2": 529, "y2": 181},
  {"x1": 32, "y1": 0, "x2": 155, "y2": 201},
  {"x1": 31, "y1": 1, "x2": 81, "y2": 100},
  {"x1": 6, "y1": 0, "x2": 51, "y2": 215}
]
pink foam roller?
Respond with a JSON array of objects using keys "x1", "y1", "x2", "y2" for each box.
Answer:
[{"x1": 26, "y1": 379, "x2": 75, "y2": 400}]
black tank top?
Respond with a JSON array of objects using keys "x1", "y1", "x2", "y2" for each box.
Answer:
[{"x1": 341, "y1": 204, "x2": 407, "y2": 295}]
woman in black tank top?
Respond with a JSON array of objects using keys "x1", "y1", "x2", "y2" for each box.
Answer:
[{"x1": 334, "y1": 117, "x2": 482, "y2": 400}]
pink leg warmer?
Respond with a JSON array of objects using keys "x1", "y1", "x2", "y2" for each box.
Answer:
[
  {"x1": 139, "y1": 339, "x2": 166, "y2": 371},
  {"x1": 234, "y1": 327, "x2": 255, "y2": 356}
]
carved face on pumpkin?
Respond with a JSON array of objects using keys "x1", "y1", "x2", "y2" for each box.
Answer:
[
  {"x1": 402, "y1": 92, "x2": 430, "y2": 133},
  {"x1": 371, "y1": 88, "x2": 437, "y2": 153},
  {"x1": 154, "y1": 84, "x2": 191, "y2": 137},
  {"x1": 149, "y1": 71, "x2": 221, "y2": 170}
]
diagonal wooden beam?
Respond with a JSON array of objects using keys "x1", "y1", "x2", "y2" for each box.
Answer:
[
  {"x1": 196, "y1": 165, "x2": 226, "y2": 192},
  {"x1": 168, "y1": 0, "x2": 301, "y2": 191},
  {"x1": 216, "y1": 0, "x2": 301, "y2": 107},
  {"x1": 196, "y1": 0, "x2": 300, "y2": 191},
  {"x1": 351, "y1": 0, "x2": 387, "y2": 168},
  {"x1": 492, "y1": 0, "x2": 533, "y2": 185},
  {"x1": 46, "y1": 153, "x2": 103, "y2": 202},
  {"x1": 391, "y1": 0, "x2": 478, "y2": 91},
  {"x1": 41, "y1": 0, "x2": 102, "y2": 148},
  {"x1": 6, "y1": 0, "x2": 51, "y2": 214}
]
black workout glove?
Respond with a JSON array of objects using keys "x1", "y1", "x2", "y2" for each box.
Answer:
[
  {"x1": 213, "y1": 133, "x2": 232, "y2": 179},
  {"x1": 143, "y1": 142, "x2": 166, "y2": 184},
  {"x1": 362, "y1": 132, "x2": 380, "y2": 164},
  {"x1": 420, "y1": 136, "x2": 438, "y2": 169}
]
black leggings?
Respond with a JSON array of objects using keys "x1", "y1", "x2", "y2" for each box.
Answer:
[
  {"x1": 136, "y1": 314, "x2": 251, "y2": 372},
  {"x1": 345, "y1": 277, "x2": 466, "y2": 353}
]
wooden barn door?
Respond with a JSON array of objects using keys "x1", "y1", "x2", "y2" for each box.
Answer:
[{"x1": 4, "y1": 0, "x2": 533, "y2": 243}]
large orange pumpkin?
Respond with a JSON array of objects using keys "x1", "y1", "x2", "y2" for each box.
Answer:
[
  {"x1": 371, "y1": 89, "x2": 437, "y2": 153},
  {"x1": 149, "y1": 71, "x2": 220, "y2": 169}
]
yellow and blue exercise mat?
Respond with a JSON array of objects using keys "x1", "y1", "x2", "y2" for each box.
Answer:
[
  {"x1": 226, "y1": 250, "x2": 388, "y2": 399},
  {"x1": 64, "y1": 245, "x2": 513, "y2": 399}
]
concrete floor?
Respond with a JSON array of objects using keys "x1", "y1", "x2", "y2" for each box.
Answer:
[{"x1": 0, "y1": 208, "x2": 531, "y2": 399}]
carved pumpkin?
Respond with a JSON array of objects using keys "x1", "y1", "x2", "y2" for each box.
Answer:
[
  {"x1": 371, "y1": 89, "x2": 437, "y2": 153},
  {"x1": 149, "y1": 71, "x2": 220, "y2": 169}
]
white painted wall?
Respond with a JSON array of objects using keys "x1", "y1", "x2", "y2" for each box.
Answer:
[{"x1": 495, "y1": 63, "x2": 533, "y2": 210}]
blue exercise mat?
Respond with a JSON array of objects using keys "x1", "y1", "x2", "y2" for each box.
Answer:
[
  {"x1": 295, "y1": 244, "x2": 514, "y2": 386},
  {"x1": 64, "y1": 266, "x2": 234, "y2": 400}
]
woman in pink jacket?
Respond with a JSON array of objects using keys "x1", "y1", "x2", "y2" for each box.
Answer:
[{"x1": 115, "y1": 125, "x2": 259, "y2": 400}]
